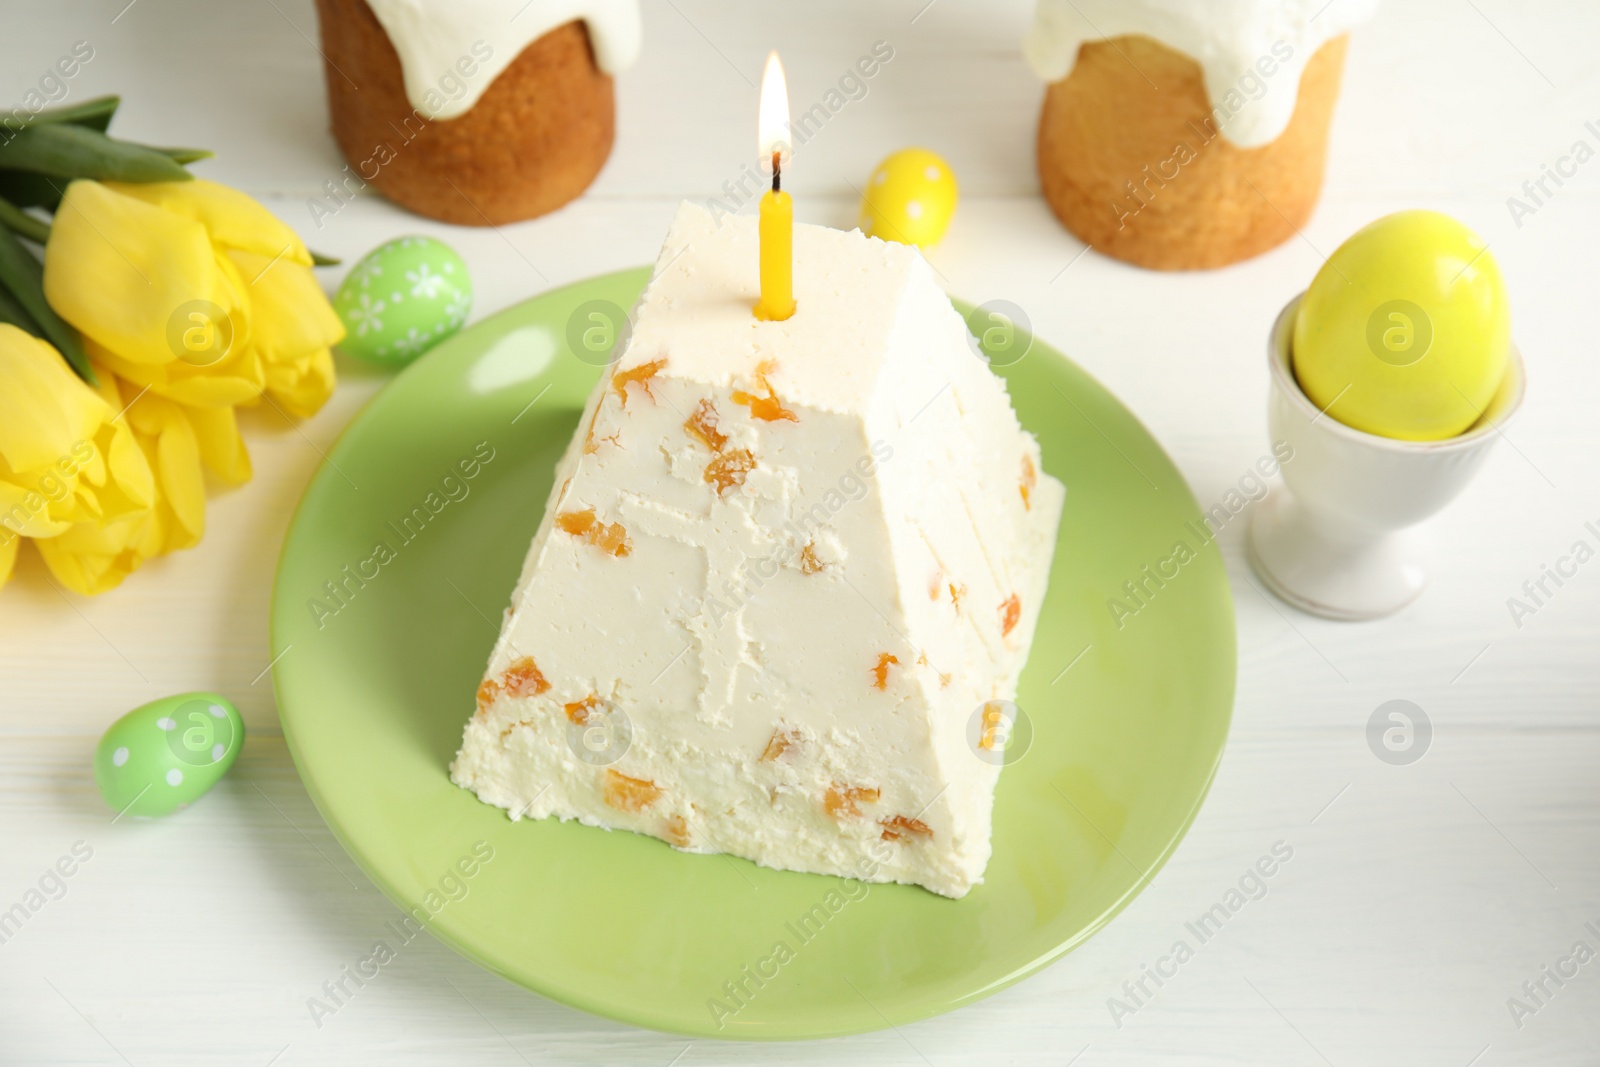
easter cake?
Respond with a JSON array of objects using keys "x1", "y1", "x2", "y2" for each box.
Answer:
[
  {"x1": 312, "y1": 0, "x2": 640, "y2": 225},
  {"x1": 1025, "y1": 0, "x2": 1376, "y2": 270},
  {"x1": 450, "y1": 203, "x2": 1065, "y2": 898}
]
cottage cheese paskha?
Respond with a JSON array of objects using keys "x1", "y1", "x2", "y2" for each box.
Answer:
[{"x1": 451, "y1": 203, "x2": 1064, "y2": 897}]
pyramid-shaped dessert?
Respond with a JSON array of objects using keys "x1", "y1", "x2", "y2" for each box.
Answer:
[{"x1": 452, "y1": 203, "x2": 1064, "y2": 897}]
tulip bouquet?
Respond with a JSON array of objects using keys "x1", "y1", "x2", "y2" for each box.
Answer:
[{"x1": 1, "y1": 96, "x2": 344, "y2": 596}]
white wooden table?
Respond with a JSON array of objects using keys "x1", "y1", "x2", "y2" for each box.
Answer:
[{"x1": 4, "y1": 1, "x2": 1598, "y2": 1063}]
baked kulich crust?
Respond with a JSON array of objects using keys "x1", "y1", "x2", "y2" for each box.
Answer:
[
  {"x1": 1036, "y1": 34, "x2": 1349, "y2": 271},
  {"x1": 314, "y1": 0, "x2": 614, "y2": 226}
]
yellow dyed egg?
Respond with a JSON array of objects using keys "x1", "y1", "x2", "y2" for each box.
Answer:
[
  {"x1": 859, "y1": 148, "x2": 958, "y2": 248},
  {"x1": 1293, "y1": 210, "x2": 1510, "y2": 441}
]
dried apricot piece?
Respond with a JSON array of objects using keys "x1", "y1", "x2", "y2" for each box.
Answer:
[
  {"x1": 563, "y1": 693, "x2": 601, "y2": 725},
  {"x1": 612, "y1": 358, "x2": 666, "y2": 408},
  {"x1": 475, "y1": 678, "x2": 500, "y2": 713},
  {"x1": 978, "y1": 701, "x2": 1006, "y2": 750},
  {"x1": 503, "y1": 658, "x2": 550, "y2": 697},
  {"x1": 704, "y1": 448, "x2": 756, "y2": 494},
  {"x1": 761, "y1": 728, "x2": 798, "y2": 762},
  {"x1": 871, "y1": 652, "x2": 899, "y2": 690},
  {"x1": 684, "y1": 399, "x2": 727, "y2": 452},
  {"x1": 1020, "y1": 454, "x2": 1036, "y2": 509},
  {"x1": 949, "y1": 583, "x2": 966, "y2": 611},
  {"x1": 556, "y1": 508, "x2": 633, "y2": 557},
  {"x1": 592, "y1": 521, "x2": 630, "y2": 556},
  {"x1": 999, "y1": 594, "x2": 1021, "y2": 637},
  {"x1": 799, "y1": 542, "x2": 824, "y2": 575},
  {"x1": 731, "y1": 361, "x2": 798, "y2": 423},
  {"x1": 880, "y1": 815, "x2": 933, "y2": 842},
  {"x1": 603, "y1": 769, "x2": 662, "y2": 813},
  {"x1": 580, "y1": 398, "x2": 605, "y2": 455},
  {"x1": 824, "y1": 784, "x2": 881, "y2": 819},
  {"x1": 732, "y1": 389, "x2": 798, "y2": 423},
  {"x1": 663, "y1": 814, "x2": 691, "y2": 848},
  {"x1": 556, "y1": 508, "x2": 595, "y2": 537}
]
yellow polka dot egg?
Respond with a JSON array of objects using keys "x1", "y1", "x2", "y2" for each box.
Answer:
[{"x1": 859, "y1": 148, "x2": 958, "y2": 248}]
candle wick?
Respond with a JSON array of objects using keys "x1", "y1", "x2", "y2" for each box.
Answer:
[{"x1": 771, "y1": 151, "x2": 781, "y2": 193}]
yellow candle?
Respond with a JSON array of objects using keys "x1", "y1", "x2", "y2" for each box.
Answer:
[
  {"x1": 756, "y1": 180, "x2": 795, "y2": 321},
  {"x1": 755, "y1": 51, "x2": 795, "y2": 322}
]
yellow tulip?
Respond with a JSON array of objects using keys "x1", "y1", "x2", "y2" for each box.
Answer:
[
  {"x1": 124, "y1": 390, "x2": 206, "y2": 556},
  {"x1": 19, "y1": 368, "x2": 254, "y2": 595},
  {"x1": 33, "y1": 363, "x2": 164, "y2": 596},
  {"x1": 33, "y1": 501, "x2": 159, "y2": 596},
  {"x1": 185, "y1": 401, "x2": 252, "y2": 487},
  {"x1": 43, "y1": 178, "x2": 343, "y2": 415},
  {"x1": 119, "y1": 379, "x2": 253, "y2": 556},
  {"x1": 230, "y1": 248, "x2": 339, "y2": 419},
  {"x1": 0, "y1": 327, "x2": 155, "y2": 594}
]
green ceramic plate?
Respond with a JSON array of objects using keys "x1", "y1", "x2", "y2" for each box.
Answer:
[{"x1": 272, "y1": 267, "x2": 1235, "y2": 1040}]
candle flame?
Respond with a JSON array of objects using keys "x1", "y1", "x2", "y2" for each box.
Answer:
[{"x1": 758, "y1": 50, "x2": 791, "y2": 170}]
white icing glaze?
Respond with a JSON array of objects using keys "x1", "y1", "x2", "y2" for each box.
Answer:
[
  {"x1": 362, "y1": 0, "x2": 641, "y2": 120},
  {"x1": 1024, "y1": 0, "x2": 1377, "y2": 148}
]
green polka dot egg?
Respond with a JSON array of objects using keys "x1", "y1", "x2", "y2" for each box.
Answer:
[
  {"x1": 334, "y1": 236, "x2": 473, "y2": 366},
  {"x1": 94, "y1": 692, "x2": 244, "y2": 818},
  {"x1": 859, "y1": 147, "x2": 958, "y2": 248}
]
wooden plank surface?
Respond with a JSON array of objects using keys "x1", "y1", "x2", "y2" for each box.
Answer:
[{"x1": 2, "y1": 0, "x2": 1598, "y2": 1062}]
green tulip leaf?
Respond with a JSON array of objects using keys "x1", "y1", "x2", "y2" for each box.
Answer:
[
  {"x1": 157, "y1": 146, "x2": 214, "y2": 166},
  {"x1": 0, "y1": 277, "x2": 45, "y2": 339},
  {"x1": 0, "y1": 223, "x2": 94, "y2": 383},
  {"x1": 0, "y1": 95, "x2": 121, "y2": 133},
  {"x1": 0, "y1": 123, "x2": 193, "y2": 184},
  {"x1": 0, "y1": 195, "x2": 49, "y2": 244},
  {"x1": 0, "y1": 171, "x2": 66, "y2": 210}
]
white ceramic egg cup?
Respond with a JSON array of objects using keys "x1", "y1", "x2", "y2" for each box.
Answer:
[{"x1": 1248, "y1": 294, "x2": 1526, "y2": 621}]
